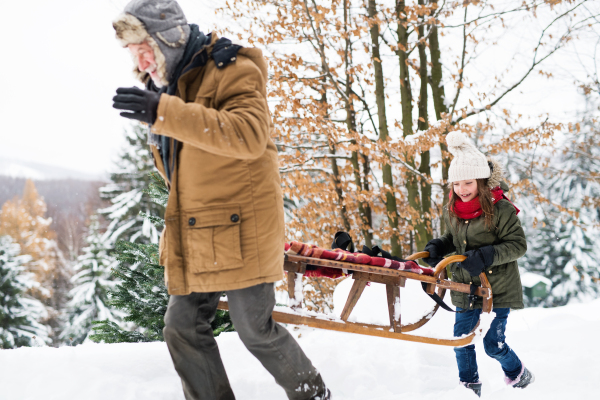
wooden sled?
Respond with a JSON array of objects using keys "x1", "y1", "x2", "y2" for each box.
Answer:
[{"x1": 218, "y1": 252, "x2": 492, "y2": 347}]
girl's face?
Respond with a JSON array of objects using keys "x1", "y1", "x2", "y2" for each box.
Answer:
[{"x1": 453, "y1": 180, "x2": 479, "y2": 202}]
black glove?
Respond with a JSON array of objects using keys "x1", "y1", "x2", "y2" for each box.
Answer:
[
  {"x1": 332, "y1": 231, "x2": 355, "y2": 252},
  {"x1": 422, "y1": 238, "x2": 445, "y2": 267},
  {"x1": 458, "y1": 245, "x2": 495, "y2": 276},
  {"x1": 112, "y1": 87, "x2": 161, "y2": 124}
]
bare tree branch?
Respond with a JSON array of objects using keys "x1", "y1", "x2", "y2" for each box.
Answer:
[
  {"x1": 441, "y1": 0, "x2": 546, "y2": 29},
  {"x1": 454, "y1": 1, "x2": 588, "y2": 124},
  {"x1": 279, "y1": 166, "x2": 332, "y2": 175}
]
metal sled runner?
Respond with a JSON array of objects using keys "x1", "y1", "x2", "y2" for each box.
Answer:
[{"x1": 218, "y1": 252, "x2": 492, "y2": 347}]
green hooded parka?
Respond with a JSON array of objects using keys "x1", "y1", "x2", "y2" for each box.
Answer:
[{"x1": 439, "y1": 185, "x2": 527, "y2": 310}]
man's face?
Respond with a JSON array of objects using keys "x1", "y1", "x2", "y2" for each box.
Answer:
[{"x1": 128, "y1": 42, "x2": 162, "y2": 85}]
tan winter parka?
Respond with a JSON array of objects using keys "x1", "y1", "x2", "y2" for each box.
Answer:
[{"x1": 150, "y1": 33, "x2": 284, "y2": 295}]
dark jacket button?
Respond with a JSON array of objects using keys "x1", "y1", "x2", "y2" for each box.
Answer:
[
  {"x1": 230, "y1": 214, "x2": 239, "y2": 223},
  {"x1": 189, "y1": 217, "x2": 196, "y2": 226}
]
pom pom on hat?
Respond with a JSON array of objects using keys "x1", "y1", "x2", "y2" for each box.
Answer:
[
  {"x1": 446, "y1": 131, "x2": 469, "y2": 148},
  {"x1": 446, "y1": 131, "x2": 491, "y2": 183}
]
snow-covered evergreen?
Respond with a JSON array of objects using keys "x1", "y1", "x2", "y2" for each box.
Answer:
[
  {"x1": 61, "y1": 215, "x2": 121, "y2": 345},
  {"x1": 0, "y1": 235, "x2": 49, "y2": 348},
  {"x1": 518, "y1": 104, "x2": 600, "y2": 306},
  {"x1": 99, "y1": 125, "x2": 164, "y2": 246},
  {"x1": 91, "y1": 175, "x2": 234, "y2": 342}
]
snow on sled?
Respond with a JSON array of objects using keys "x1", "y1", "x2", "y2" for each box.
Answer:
[{"x1": 218, "y1": 243, "x2": 492, "y2": 347}]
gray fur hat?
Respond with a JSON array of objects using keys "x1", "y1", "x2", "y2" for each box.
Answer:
[
  {"x1": 446, "y1": 131, "x2": 504, "y2": 188},
  {"x1": 113, "y1": 0, "x2": 190, "y2": 86}
]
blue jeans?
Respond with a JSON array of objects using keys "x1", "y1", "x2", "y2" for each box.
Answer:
[{"x1": 454, "y1": 307, "x2": 522, "y2": 383}]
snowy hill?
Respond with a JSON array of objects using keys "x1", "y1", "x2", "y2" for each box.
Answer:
[
  {"x1": 0, "y1": 157, "x2": 105, "y2": 181},
  {"x1": 1, "y1": 293, "x2": 598, "y2": 399}
]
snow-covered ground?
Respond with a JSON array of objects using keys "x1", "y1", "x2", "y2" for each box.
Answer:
[{"x1": 1, "y1": 283, "x2": 598, "y2": 400}]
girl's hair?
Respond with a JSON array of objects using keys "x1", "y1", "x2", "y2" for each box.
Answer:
[{"x1": 448, "y1": 178, "x2": 495, "y2": 230}]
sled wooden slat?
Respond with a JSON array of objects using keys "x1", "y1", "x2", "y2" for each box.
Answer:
[
  {"x1": 350, "y1": 271, "x2": 406, "y2": 287},
  {"x1": 284, "y1": 254, "x2": 491, "y2": 299},
  {"x1": 216, "y1": 252, "x2": 493, "y2": 346},
  {"x1": 288, "y1": 271, "x2": 296, "y2": 297},
  {"x1": 480, "y1": 273, "x2": 493, "y2": 313},
  {"x1": 217, "y1": 300, "x2": 482, "y2": 347},
  {"x1": 400, "y1": 268, "x2": 448, "y2": 333},
  {"x1": 284, "y1": 260, "x2": 306, "y2": 274},
  {"x1": 287, "y1": 271, "x2": 299, "y2": 310},
  {"x1": 386, "y1": 284, "x2": 401, "y2": 332},
  {"x1": 340, "y1": 279, "x2": 368, "y2": 321}
]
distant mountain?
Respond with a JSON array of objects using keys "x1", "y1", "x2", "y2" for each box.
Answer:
[{"x1": 0, "y1": 158, "x2": 107, "y2": 181}]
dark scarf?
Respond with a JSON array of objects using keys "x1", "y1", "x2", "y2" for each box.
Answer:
[
  {"x1": 147, "y1": 24, "x2": 210, "y2": 183},
  {"x1": 451, "y1": 186, "x2": 520, "y2": 219},
  {"x1": 147, "y1": 25, "x2": 242, "y2": 184}
]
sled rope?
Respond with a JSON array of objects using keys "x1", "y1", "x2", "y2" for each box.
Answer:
[{"x1": 421, "y1": 282, "x2": 479, "y2": 313}]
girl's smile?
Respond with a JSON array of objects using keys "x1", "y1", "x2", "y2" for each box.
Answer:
[{"x1": 453, "y1": 180, "x2": 479, "y2": 202}]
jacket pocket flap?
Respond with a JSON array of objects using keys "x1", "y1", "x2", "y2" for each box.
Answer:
[{"x1": 185, "y1": 205, "x2": 241, "y2": 228}]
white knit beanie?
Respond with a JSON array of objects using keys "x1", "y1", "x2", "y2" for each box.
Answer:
[{"x1": 446, "y1": 131, "x2": 491, "y2": 183}]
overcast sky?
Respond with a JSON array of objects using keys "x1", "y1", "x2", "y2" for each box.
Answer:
[
  {"x1": 0, "y1": 0, "x2": 220, "y2": 177},
  {"x1": 1, "y1": 1, "x2": 595, "y2": 178}
]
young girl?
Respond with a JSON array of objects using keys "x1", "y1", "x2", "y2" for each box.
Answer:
[{"x1": 422, "y1": 131, "x2": 534, "y2": 397}]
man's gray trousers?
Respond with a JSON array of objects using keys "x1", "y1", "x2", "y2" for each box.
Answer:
[{"x1": 163, "y1": 282, "x2": 327, "y2": 400}]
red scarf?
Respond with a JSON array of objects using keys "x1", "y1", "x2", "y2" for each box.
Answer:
[{"x1": 451, "y1": 186, "x2": 520, "y2": 220}]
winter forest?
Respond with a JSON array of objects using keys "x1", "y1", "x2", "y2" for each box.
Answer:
[{"x1": 1, "y1": 0, "x2": 600, "y2": 398}]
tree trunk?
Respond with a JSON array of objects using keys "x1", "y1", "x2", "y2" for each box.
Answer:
[
  {"x1": 396, "y1": 0, "x2": 426, "y2": 251},
  {"x1": 345, "y1": 0, "x2": 372, "y2": 246},
  {"x1": 428, "y1": 22, "x2": 451, "y2": 234},
  {"x1": 304, "y1": 0, "x2": 352, "y2": 234},
  {"x1": 329, "y1": 144, "x2": 352, "y2": 232},
  {"x1": 416, "y1": 0, "x2": 433, "y2": 249},
  {"x1": 368, "y1": 0, "x2": 402, "y2": 257},
  {"x1": 361, "y1": 153, "x2": 374, "y2": 247},
  {"x1": 321, "y1": 73, "x2": 351, "y2": 232}
]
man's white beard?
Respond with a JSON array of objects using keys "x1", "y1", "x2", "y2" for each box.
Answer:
[{"x1": 145, "y1": 64, "x2": 165, "y2": 88}]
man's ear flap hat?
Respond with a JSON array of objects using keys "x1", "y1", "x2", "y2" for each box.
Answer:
[{"x1": 113, "y1": 0, "x2": 190, "y2": 85}]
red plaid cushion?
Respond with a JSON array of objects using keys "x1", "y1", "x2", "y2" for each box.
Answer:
[{"x1": 285, "y1": 241, "x2": 434, "y2": 277}]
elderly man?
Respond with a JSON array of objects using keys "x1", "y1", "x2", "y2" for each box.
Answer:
[{"x1": 111, "y1": 1, "x2": 330, "y2": 399}]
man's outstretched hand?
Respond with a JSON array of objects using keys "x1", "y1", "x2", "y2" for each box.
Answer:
[{"x1": 113, "y1": 87, "x2": 160, "y2": 124}]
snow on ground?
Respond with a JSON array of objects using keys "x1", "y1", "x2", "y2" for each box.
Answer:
[{"x1": 1, "y1": 284, "x2": 599, "y2": 400}]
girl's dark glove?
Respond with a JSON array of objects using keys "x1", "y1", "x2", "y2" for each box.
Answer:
[
  {"x1": 458, "y1": 245, "x2": 495, "y2": 276},
  {"x1": 423, "y1": 238, "x2": 445, "y2": 267},
  {"x1": 113, "y1": 87, "x2": 160, "y2": 124}
]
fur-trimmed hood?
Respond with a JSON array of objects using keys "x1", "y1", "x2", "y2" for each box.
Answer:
[{"x1": 487, "y1": 157, "x2": 505, "y2": 190}]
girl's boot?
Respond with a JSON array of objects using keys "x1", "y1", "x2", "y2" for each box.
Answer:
[
  {"x1": 461, "y1": 381, "x2": 482, "y2": 397},
  {"x1": 506, "y1": 366, "x2": 535, "y2": 389}
]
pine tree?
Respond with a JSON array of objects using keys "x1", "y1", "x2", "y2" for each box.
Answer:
[
  {"x1": 61, "y1": 215, "x2": 121, "y2": 345},
  {"x1": 519, "y1": 103, "x2": 600, "y2": 306},
  {"x1": 0, "y1": 235, "x2": 49, "y2": 348},
  {"x1": 523, "y1": 216, "x2": 597, "y2": 306},
  {"x1": 91, "y1": 174, "x2": 234, "y2": 343},
  {"x1": 99, "y1": 125, "x2": 164, "y2": 246},
  {"x1": 89, "y1": 239, "x2": 167, "y2": 342},
  {"x1": 0, "y1": 180, "x2": 69, "y2": 344},
  {"x1": 0, "y1": 180, "x2": 58, "y2": 296}
]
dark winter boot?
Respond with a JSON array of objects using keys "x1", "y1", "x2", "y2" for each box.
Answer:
[
  {"x1": 506, "y1": 366, "x2": 535, "y2": 389},
  {"x1": 461, "y1": 381, "x2": 482, "y2": 397}
]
